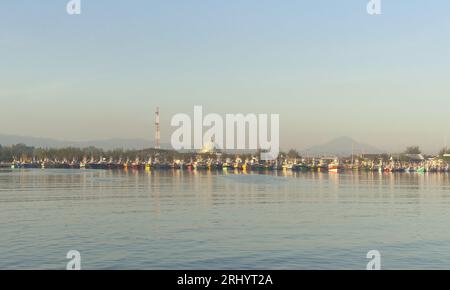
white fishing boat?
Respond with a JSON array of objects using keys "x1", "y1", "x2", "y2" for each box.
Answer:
[{"x1": 328, "y1": 159, "x2": 343, "y2": 173}]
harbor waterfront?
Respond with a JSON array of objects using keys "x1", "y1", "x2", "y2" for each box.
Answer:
[
  {"x1": 2, "y1": 145, "x2": 450, "y2": 270},
  {"x1": 1, "y1": 168, "x2": 450, "y2": 269},
  {"x1": 2, "y1": 154, "x2": 450, "y2": 173},
  {"x1": 3, "y1": 0, "x2": 450, "y2": 275},
  {"x1": 2, "y1": 142, "x2": 449, "y2": 173}
]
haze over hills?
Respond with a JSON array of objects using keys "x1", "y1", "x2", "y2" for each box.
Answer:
[
  {"x1": 2, "y1": 134, "x2": 385, "y2": 156},
  {"x1": 0, "y1": 134, "x2": 166, "y2": 150},
  {"x1": 301, "y1": 137, "x2": 385, "y2": 156}
]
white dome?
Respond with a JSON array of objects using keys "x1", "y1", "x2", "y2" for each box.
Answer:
[{"x1": 201, "y1": 140, "x2": 219, "y2": 153}]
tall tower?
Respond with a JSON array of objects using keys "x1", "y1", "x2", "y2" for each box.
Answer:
[{"x1": 155, "y1": 107, "x2": 161, "y2": 149}]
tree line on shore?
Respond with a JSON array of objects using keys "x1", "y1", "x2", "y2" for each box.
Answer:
[
  {"x1": 0, "y1": 144, "x2": 255, "y2": 163},
  {"x1": 0, "y1": 143, "x2": 449, "y2": 163}
]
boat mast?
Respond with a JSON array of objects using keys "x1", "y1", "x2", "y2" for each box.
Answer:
[
  {"x1": 155, "y1": 107, "x2": 160, "y2": 149},
  {"x1": 351, "y1": 142, "x2": 354, "y2": 166},
  {"x1": 445, "y1": 136, "x2": 448, "y2": 154}
]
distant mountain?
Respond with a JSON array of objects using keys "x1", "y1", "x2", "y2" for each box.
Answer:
[
  {"x1": 0, "y1": 134, "x2": 167, "y2": 150},
  {"x1": 301, "y1": 137, "x2": 385, "y2": 156}
]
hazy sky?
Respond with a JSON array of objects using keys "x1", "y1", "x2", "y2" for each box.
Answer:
[{"x1": 1, "y1": 0, "x2": 449, "y2": 152}]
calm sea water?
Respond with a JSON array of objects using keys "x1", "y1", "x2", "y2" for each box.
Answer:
[{"x1": 1, "y1": 168, "x2": 450, "y2": 269}]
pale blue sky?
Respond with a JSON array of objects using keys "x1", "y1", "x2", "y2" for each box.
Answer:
[{"x1": 1, "y1": 1, "x2": 450, "y2": 152}]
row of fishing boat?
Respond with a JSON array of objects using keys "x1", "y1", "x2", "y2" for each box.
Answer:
[{"x1": 6, "y1": 157, "x2": 450, "y2": 173}]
